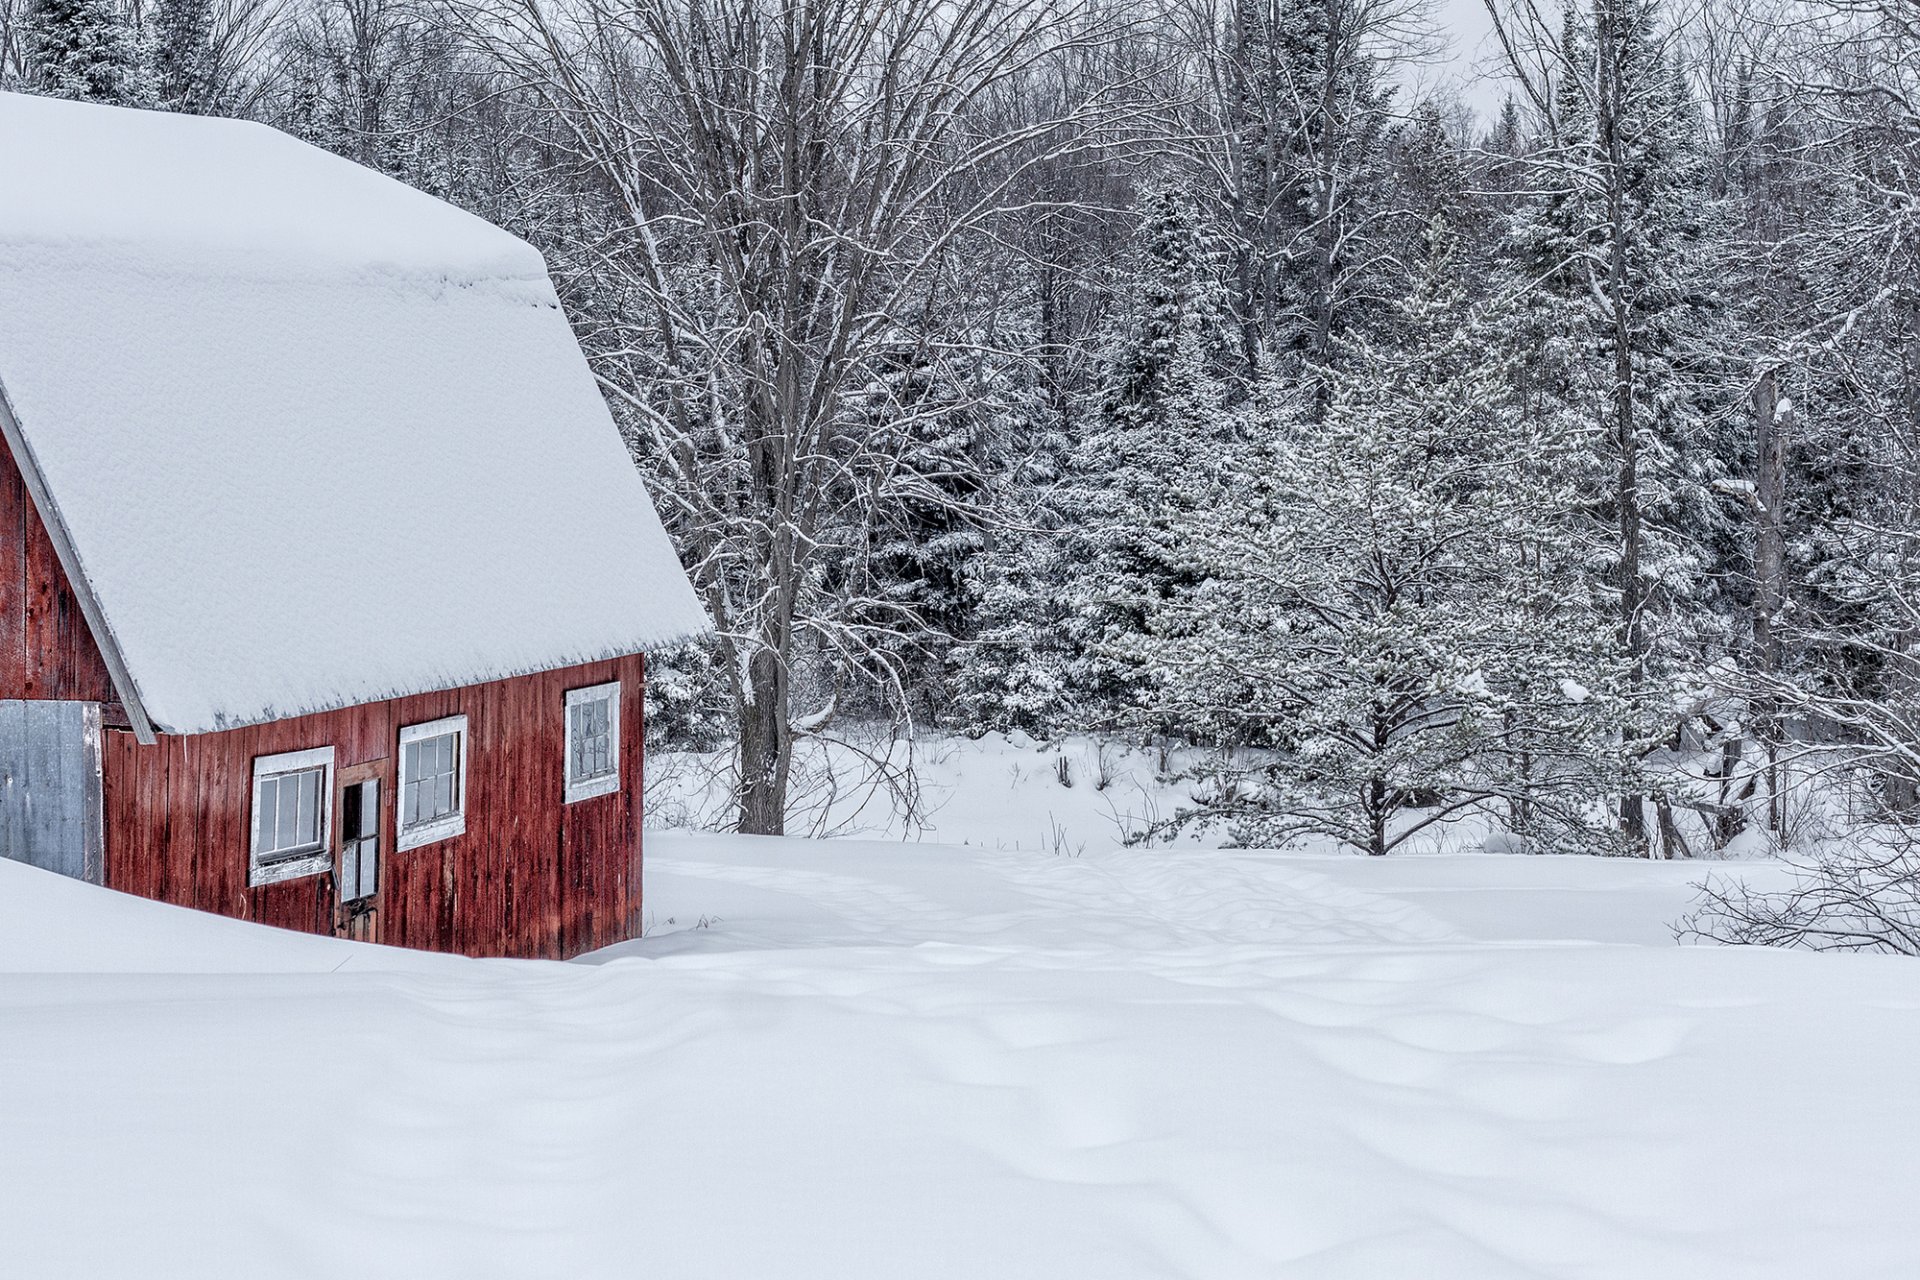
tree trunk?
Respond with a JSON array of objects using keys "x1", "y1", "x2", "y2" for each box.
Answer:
[
  {"x1": 1654, "y1": 795, "x2": 1691, "y2": 859},
  {"x1": 736, "y1": 644, "x2": 789, "y2": 835},
  {"x1": 1712, "y1": 725, "x2": 1748, "y2": 847},
  {"x1": 1505, "y1": 705, "x2": 1534, "y2": 841},
  {"x1": 1601, "y1": 14, "x2": 1649, "y2": 855},
  {"x1": 1752, "y1": 367, "x2": 1786, "y2": 830},
  {"x1": 1367, "y1": 775, "x2": 1388, "y2": 856}
]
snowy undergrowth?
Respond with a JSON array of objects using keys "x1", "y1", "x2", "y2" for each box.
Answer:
[
  {"x1": 648, "y1": 729, "x2": 1793, "y2": 862},
  {"x1": 7, "y1": 831, "x2": 1917, "y2": 1278},
  {"x1": 649, "y1": 728, "x2": 1544, "y2": 856},
  {"x1": 647, "y1": 729, "x2": 1226, "y2": 851}
]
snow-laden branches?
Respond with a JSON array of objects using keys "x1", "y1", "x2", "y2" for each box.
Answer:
[{"x1": 440, "y1": 0, "x2": 1142, "y2": 832}]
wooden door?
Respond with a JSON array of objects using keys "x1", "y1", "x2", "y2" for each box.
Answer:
[{"x1": 334, "y1": 761, "x2": 385, "y2": 943}]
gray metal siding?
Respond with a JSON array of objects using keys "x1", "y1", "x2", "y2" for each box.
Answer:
[{"x1": 0, "y1": 700, "x2": 103, "y2": 882}]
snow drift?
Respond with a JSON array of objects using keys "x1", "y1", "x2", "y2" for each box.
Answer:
[{"x1": 2, "y1": 829, "x2": 1916, "y2": 1279}]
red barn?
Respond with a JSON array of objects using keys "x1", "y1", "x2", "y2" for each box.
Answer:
[{"x1": 0, "y1": 93, "x2": 708, "y2": 958}]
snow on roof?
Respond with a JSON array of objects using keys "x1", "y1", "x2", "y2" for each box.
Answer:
[{"x1": 0, "y1": 92, "x2": 709, "y2": 736}]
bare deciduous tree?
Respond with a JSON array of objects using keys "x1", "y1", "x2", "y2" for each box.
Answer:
[{"x1": 452, "y1": 0, "x2": 1137, "y2": 832}]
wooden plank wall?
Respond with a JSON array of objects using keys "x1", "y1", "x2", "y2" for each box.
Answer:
[
  {"x1": 0, "y1": 433, "x2": 117, "y2": 703},
  {"x1": 101, "y1": 655, "x2": 648, "y2": 959}
]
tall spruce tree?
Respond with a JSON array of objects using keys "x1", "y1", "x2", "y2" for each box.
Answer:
[
  {"x1": 1223, "y1": 0, "x2": 1397, "y2": 399},
  {"x1": 1052, "y1": 183, "x2": 1239, "y2": 736},
  {"x1": 960, "y1": 183, "x2": 1239, "y2": 739},
  {"x1": 19, "y1": 0, "x2": 148, "y2": 104},
  {"x1": 1511, "y1": 0, "x2": 1738, "y2": 850},
  {"x1": 150, "y1": 0, "x2": 215, "y2": 110}
]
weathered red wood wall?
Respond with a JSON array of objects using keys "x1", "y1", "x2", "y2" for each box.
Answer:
[
  {"x1": 99, "y1": 656, "x2": 647, "y2": 959},
  {"x1": 0, "y1": 432, "x2": 117, "y2": 703}
]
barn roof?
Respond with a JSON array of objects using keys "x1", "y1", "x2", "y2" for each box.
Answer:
[{"x1": 0, "y1": 93, "x2": 709, "y2": 739}]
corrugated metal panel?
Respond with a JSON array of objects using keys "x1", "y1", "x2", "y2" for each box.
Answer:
[{"x1": 0, "y1": 699, "x2": 103, "y2": 881}]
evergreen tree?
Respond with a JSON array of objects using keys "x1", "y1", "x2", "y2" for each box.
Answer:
[
  {"x1": 19, "y1": 0, "x2": 149, "y2": 104},
  {"x1": 1154, "y1": 219, "x2": 1628, "y2": 855},
  {"x1": 150, "y1": 0, "x2": 215, "y2": 111},
  {"x1": 1511, "y1": 0, "x2": 1740, "y2": 848},
  {"x1": 1053, "y1": 183, "x2": 1239, "y2": 735},
  {"x1": 1224, "y1": 0, "x2": 1396, "y2": 400},
  {"x1": 832, "y1": 335, "x2": 1041, "y2": 723}
]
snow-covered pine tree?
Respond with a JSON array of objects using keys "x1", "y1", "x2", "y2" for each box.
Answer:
[
  {"x1": 1481, "y1": 96, "x2": 1531, "y2": 198},
  {"x1": 1222, "y1": 0, "x2": 1397, "y2": 399},
  {"x1": 828, "y1": 332, "x2": 1044, "y2": 725},
  {"x1": 17, "y1": 0, "x2": 148, "y2": 103},
  {"x1": 947, "y1": 347, "x2": 1079, "y2": 737},
  {"x1": 1152, "y1": 210, "x2": 1627, "y2": 856},
  {"x1": 1050, "y1": 182, "x2": 1240, "y2": 738},
  {"x1": 1508, "y1": 0, "x2": 1740, "y2": 851},
  {"x1": 150, "y1": 0, "x2": 214, "y2": 111}
]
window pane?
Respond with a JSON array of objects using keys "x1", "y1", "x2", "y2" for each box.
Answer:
[
  {"x1": 256, "y1": 767, "x2": 328, "y2": 857},
  {"x1": 568, "y1": 693, "x2": 616, "y2": 786},
  {"x1": 400, "y1": 727, "x2": 463, "y2": 832},
  {"x1": 257, "y1": 780, "x2": 279, "y2": 850},
  {"x1": 297, "y1": 771, "x2": 316, "y2": 846},
  {"x1": 276, "y1": 776, "x2": 299, "y2": 850}
]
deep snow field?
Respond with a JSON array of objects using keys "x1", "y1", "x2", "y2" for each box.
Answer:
[{"x1": 5, "y1": 792, "x2": 1919, "y2": 1279}]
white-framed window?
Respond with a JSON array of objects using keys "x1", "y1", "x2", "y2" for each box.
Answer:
[
  {"x1": 249, "y1": 746, "x2": 334, "y2": 887},
  {"x1": 564, "y1": 680, "x2": 621, "y2": 803},
  {"x1": 397, "y1": 714, "x2": 468, "y2": 850}
]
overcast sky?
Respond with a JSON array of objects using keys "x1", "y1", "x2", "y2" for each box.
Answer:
[{"x1": 1419, "y1": 0, "x2": 1511, "y2": 121}]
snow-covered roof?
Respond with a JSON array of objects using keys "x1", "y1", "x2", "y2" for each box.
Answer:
[{"x1": 0, "y1": 93, "x2": 708, "y2": 738}]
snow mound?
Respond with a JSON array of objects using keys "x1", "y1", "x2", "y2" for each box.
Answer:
[{"x1": 0, "y1": 834, "x2": 1912, "y2": 1280}]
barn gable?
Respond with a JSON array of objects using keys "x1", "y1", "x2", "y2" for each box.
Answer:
[
  {"x1": 0, "y1": 92, "x2": 708, "y2": 740},
  {"x1": 0, "y1": 429, "x2": 118, "y2": 709}
]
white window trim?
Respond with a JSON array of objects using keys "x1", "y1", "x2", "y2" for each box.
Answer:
[
  {"x1": 563, "y1": 680, "x2": 622, "y2": 804},
  {"x1": 248, "y1": 745, "x2": 335, "y2": 888},
  {"x1": 396, "y1": 714, "x2": 469, "y2": 851}
]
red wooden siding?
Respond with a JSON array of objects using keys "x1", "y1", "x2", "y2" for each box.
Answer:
[
  {"x1": 100, "y1": 655, "x2": 648, "y2": 960},
  {"x1": 0, "y1": 430, "x2": 117, "y2": 703}
]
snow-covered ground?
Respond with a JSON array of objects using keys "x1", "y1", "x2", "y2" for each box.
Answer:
[
  {"x1": 5, "y1": 823, "x2": 1918, "y2": 1279},
  {"x1": 649, "y1": 730, "x2": 1234, "y2": 850}
]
